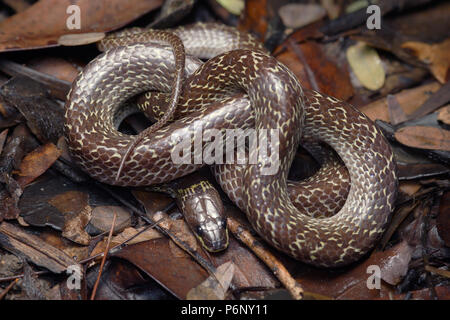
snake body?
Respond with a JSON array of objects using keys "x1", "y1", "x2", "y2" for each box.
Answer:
[{"x1": 65, "y1": 23, "x2": 398, "y2": 267}]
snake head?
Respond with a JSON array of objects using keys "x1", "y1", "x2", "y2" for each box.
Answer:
[
  {"x1": 179, "y1": 183, "x2": 229, "y2": 252},
  {"x1": 194, "y1": 217, "x2": 229, "y2": 252}
]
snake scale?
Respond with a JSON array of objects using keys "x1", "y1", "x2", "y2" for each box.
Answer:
[{"x1": 65, "y1": 23, "x2": 398, "y2": 267}]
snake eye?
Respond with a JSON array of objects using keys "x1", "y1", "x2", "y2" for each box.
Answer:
[
  {"x1": 220, "y1": 218, "x2": 227, "y2": 227},
  {"x1": 196, "y1": 226, "x2": 204, "y2": 236}
]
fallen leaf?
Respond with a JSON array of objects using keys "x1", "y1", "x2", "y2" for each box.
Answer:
[
  {"x1": 26, "y1": 56, "x2": 81, "y2": 83},
  {"x1": 216, "y1": 0, "x2": 244, "y2": 16},
  {"x1": 395, "y1": 126, "x2": 450, "y2": 151},
  {"x1": 186, "y1": 261, "x2": 235, "y2": 300},
  {"x1": 168, "y1": 219, "x2": 198, "y2": 258},
  {"x1": 15, "y1": 143, "x2": 62, "y2": 187},
  {"x1": 402, "y1": 39, "x2": 450, "y2": 83},
  {"x1": 437, "y1": 105, "x2": 450, "y2": 125},
  {"x1": 47, "y1": 190, "x2": 91, "y2": 244},
  {"x1": 276, "y1": 38, "x2": 354, "y2": 100},
  {"x1": 360, "y1": 82, "x2": 441, "y2": 122},
  {"x1": 112, "y1": 226, "x2": 162, "y2": 245},
  {"x1": 319, "y1": 0, "x2": 340, "y2": 19},
  {"x1": 278, "y1": 4, "x2": 326, "y2": 29},
  {"x1": 1, "y1": 76, "x2": 66, "y2": 143},
  {"x1": 58, "y1": 32, "x2": 105, "y2": 46},
  {"x1": 238, "y1": 0, "x2": 269, "y2": 41},
  {"x1": 347, "y1": 42, "x2": 385, "y2": 91},
  {"x1": 62, "y1": 205, "x2": 92, "y2": 245},
  {"x1": 0, "y1": 0, "x2": 163, "y2": 52},
  {"x1": 113, "y1": 238, "x2": 208, "y2": 299},
  {"x1": 399, "y1": 181, "x2": 422, "y2": 196},
  {"x1": 294, "y1": 241, "x2": 413, "y2": 299},
  {"x1": 387, "y1": 94, "x2": 408, "y2": 125},
  {"x1": 89, "y1": 206, "x2": 132, "y2": 234}
]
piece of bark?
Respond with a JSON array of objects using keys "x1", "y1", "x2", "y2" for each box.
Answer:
[
  {"x1": 0, "y1": 221, "x2": 79, "y2": 274},
  {"x1": 406, "y1": 80, "x2": 450, "y2": 120}
]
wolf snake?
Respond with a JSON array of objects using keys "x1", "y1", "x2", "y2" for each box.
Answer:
[{"x1": 64, "y1": 23, "x2": 398, "y2": 267}]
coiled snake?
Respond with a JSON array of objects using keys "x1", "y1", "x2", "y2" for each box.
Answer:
[{"x1": 64, "y1": 23, "x2": 398, "y2": 267}]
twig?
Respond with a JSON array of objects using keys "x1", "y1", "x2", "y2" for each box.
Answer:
[
  {"x1": 227, "y1": 217, "x2": 304, "y2": 300},
  {"x1": 90, "y1": 212, "x2": 117, "y2": 300},
  {"x1": 0, "y1": 278, "x2": 19, "y2": 300},
  {"x1": 0, "y1": 271, "x2": 48, "y2": 283},
  {"x1": 425, "y1": 265, "x2": 450, "y2": 279}
]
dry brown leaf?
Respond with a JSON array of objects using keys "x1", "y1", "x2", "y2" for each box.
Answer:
[
  {"x1": 62, "y1": 205, "x2": 92, "y2": 245},
  {"x1": 113, "y1": 238, "x2": 208, "y2": 299},
  {"x1": 90, "y1": 206, "x2": 131, "y2": 234},
  {"x1": 186, "y1": 261, "x2": 235, "y2": 300},
  {"x1": 238, "y1": 0, "x2": 269, "y2": 40},
  {"x1": 0, "y1": 0, "x2": 163, "y2": 52},
  {"x1": 276, "y1": 38, "x2": 354, "y2": 100},
  {"x1": 395, "y1": 126, "x2": 450, "y2": 151},
  {"x1": 295, "y1": 241, "x2": 413, "y2": 299},
  {"x1": 47, "y1": 190, "x2": 89, "y2": 214},
  {"x1": 169, "y1": 219, "x2": 198, "y2": 258},
  {"x1": 399, "y1": 181, "x2": 422, "y2": 196},
  {"x1": 437, "y1": 104, "x2": 450, "y2": 125},
  {"x1": 402, "y1": 39, "x2": 450, "y2": 83},
  {"x1": 15, "y1": 143, "x2": 62, "y2": 187},
  {"x1": 112, "y1": 226, "x2": 162, "y2": 245},
  {"x1": 47, "y1": 190, "x2": 91, "y2": 245},
  {"x1": 360, "y1": 82, "x2": 441, "y2": 122}
]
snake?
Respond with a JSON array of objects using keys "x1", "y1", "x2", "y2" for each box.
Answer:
[{"x1": 64, "y1": 23, "x2": 398, "y2": 267}]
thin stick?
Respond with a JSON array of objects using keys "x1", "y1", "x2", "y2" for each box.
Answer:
[
  {"x1": 227, "y1": 217, "x2": 304, "y2": 300},
  {"x1": 90, "y1": 212, "x2": 117, "y2": 300},
  {"x1": 0, "y1": 278, "x2": 19, "y2": 300}
]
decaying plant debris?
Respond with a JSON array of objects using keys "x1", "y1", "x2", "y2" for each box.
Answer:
[{"x1": 0, "y1": 0, "x2": 449, "y2": 301}]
